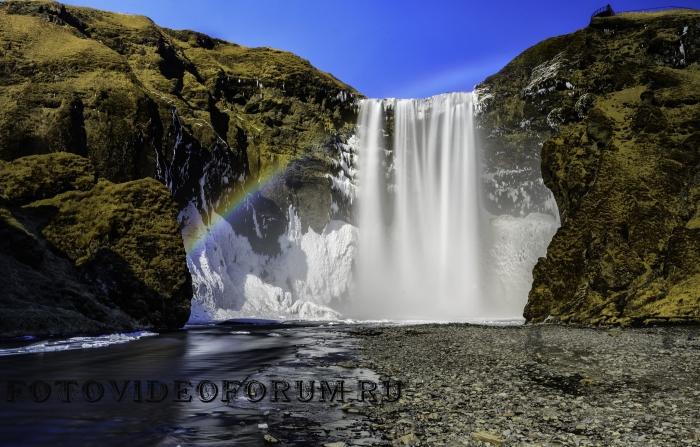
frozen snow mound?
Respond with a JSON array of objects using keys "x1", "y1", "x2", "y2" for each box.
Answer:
[{"x1": 182, "y1": 204, "x2": 356, "y2": 322}]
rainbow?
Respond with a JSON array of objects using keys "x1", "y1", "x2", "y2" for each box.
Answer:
[{"x1": 181, "y1": 162, "x2": 290, "y2": 254}]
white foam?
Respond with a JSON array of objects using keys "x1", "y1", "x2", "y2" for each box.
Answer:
[{"x1": 0, "y1": 331, "x2": 157, "y2": 357}]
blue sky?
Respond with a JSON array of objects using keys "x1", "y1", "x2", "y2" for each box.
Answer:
[{"x1": 66, "y1": 0, "x2": 699, "y2": 98}]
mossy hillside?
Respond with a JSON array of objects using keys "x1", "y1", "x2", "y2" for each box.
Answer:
[
  {"x1": 0, "y1": 0, "x2": 358, "y2": 186},
  {"x1": 477, "y1": 9, "x2": 700, "y2": 325},
  {"x1": 0, "y1": 1, "x2": 361, "y2": 335}
]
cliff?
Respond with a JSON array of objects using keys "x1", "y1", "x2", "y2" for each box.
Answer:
[
  {"x1": 0, "y1": 0, "x2": 357, "y2": 336},
  {"x1": 476, "y1": 9, "x2": 700, "y2": 325}
]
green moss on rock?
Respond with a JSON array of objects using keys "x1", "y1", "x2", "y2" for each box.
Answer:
[
  {"x1": 0, "y1": 151, "x2": 95, "y2": 204},
  {"x1": 0, "y1": 0, "x2": 359, "y2": 242},
  {"x1": 0, "y1": 152, "x2": 191, "y2": 335},
  {"x1": 0, "y1": 0, "x2": 358, "y2": 184},
  {"x1": 27, "y1": 177, "x2": 191, "y2": 329}
]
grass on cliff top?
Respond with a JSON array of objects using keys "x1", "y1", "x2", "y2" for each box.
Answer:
[
  {"x1": 3, "y1": 0, "x2": 351, "y2": 90},
  {"x1": 187, "y1": 43, "x2": 349, "y2": 87},
  {"x1": 3, "y1": 0, "x2": 154, "y2": 29},
  {"x1": 0, "y1": 6, "x2": 124, "y2": 67},
  {"x1": 591, "y1": 8, "x2": 700, "y2": 30},
  {"x1": 72, "y1": 5, "x2": 154, "y2": 30},
  {"x1": 615, "y1": 9, "x2": 700, "y2": 20}
]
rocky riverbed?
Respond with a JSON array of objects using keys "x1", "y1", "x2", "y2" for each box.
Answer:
[{"x1": 354, "y1": 324, "x2": 700, "y2": 446}]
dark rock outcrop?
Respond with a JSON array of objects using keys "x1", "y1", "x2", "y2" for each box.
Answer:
[
  {"x1": 0, "y1": 153, "x2": 190, "y2": 337},
  {"x1": 476, "y1": 9, "x2": 700, "y2": 325}
]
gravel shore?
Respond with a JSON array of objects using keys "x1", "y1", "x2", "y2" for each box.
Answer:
[{"x1": 353, "y1": 324, "x2": 700, "y2": 446}]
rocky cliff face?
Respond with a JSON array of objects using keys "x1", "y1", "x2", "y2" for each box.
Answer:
[
  {"x1": 476, "y1": 9, "x2": 700, "y2": 325},
  {"x1": 0, "y1": 0, "x2": 358, "y2": 336}
]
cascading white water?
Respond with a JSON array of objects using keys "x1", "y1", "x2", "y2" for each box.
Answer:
[
  {"x1": 352, "y1": 93, "x2": 484, "y2": 319},
  {"x1": 350, "y1": 92, "x2": 560, "y2": 321}
]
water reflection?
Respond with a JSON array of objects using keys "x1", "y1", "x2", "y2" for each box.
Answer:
[{"x1": 0, "y1": 322, "x2": 381, "y2": 446}]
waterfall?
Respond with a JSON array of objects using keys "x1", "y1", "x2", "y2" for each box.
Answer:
[
  {"x1": 177, "y1": 92, "x2": 559, "y2": 323},
  {"x1": 350, "y1": 92, "x2": 559, "y2": 321}
]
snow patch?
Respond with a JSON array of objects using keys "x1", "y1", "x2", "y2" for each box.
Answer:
[
  {"x1": 523, "y1": 52, "x2": 567, "y2": 97},
  {"x1": 327, "y1": 134, "x2": 359, "y2": 204},
  {"x1": 473, "y1": 86, "x2": 494, "y2": 115}
]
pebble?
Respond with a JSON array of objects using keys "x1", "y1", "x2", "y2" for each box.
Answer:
[
  {"x1": 471, "y1": 430, "x2": 505, "y2": 445},
  {"x1": 263, "y1": 434, "x2": 279, "y2": 444},
  {"x1": 396, "y1": 432, "x2": 419, "y2": 445},
  {"x1": 355, "y1": 324, "x2": 700, "y2": 446}
]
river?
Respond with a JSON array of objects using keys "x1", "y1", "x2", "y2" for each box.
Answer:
[{"x1": 0, "y1": 321, "x2": 385, "y2": 446}]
